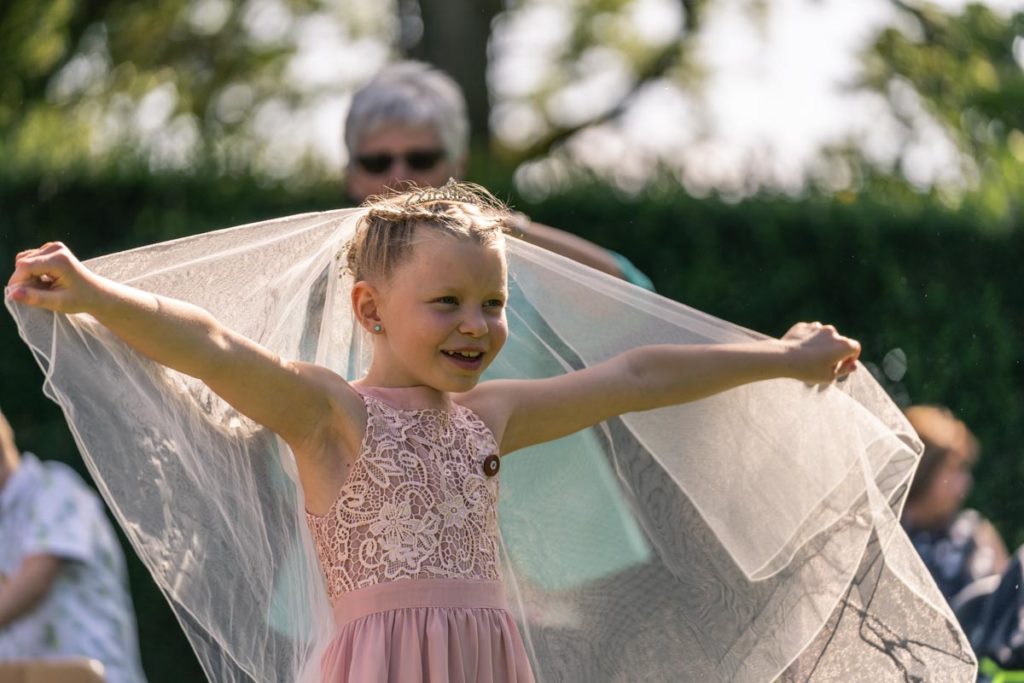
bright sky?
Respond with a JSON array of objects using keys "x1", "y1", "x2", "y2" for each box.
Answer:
[
  {"x1": 680, "y1": 0, "x2": 1024, "y2": 193},
  {"x1": 690, "y1": 0, "x2": 901, "y2": 191},
  {"x1": 502, "y1": 0, "x2": 1024, "y2": 197}
]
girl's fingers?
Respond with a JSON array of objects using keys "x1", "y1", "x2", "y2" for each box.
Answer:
[
  {"x1": 7, "y1": 244, "x2": 81, "y2": 312},
  {"x1": 35, "y1": 242, "x2": 65, "y2": 254},
  {"x1": 837, "y1": 357, "x2": 858, "y2": 376},
  {"x1": 7, "y1": 258, "x2": 54, "y2": 288},
  {"x1": 830, "y1": 338, "x2": 860, "y2": 378},
  {"x1": 11, "y1": 248, "x2": 73, "y2": 282},
  {"x1": 14, "y1": 242, "x2": 63, "y2": 263},
  {"x1": 6, "y1": 283, "x2": 62, "y2": 310},
  {"x1": 7, "y1": 261, "x2": 39, "y2": 288},
  {"x1": 784, "y1": 322, "x2": 861, "y2": 384},
  {"x1": 842, "y1": 337, "x2": 861, "y2": 360}
]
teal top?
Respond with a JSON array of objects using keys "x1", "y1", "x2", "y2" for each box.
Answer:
[{"x1": 610, "y1": 250, "x2": 655, "y2": 291}]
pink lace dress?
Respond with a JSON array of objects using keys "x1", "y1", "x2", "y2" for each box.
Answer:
[{"x1": 306, "y1": 394, "x2": 535, "y2": 683}]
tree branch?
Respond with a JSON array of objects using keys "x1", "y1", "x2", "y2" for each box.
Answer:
[{"x1": 512, "y1": 37, "x2": 686, "y2": 163}]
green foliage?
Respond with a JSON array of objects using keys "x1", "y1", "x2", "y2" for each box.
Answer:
[
  {"x1": 3, "y1": 171, "x2": 1024, "y2": 676},
  {"x1": 0, "y1": 0, "x2": 394, "y2": 180},
  {"x1": 0, "y1": 0, "x2": 732, "y2": 179},
  {"x1": 847, "y1": 2, "x2": 1024, "y2": 219}
]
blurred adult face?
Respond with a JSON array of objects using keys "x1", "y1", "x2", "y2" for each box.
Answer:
[{"x1": 346, "y1": 124, "x2": 463, "y2": 204}]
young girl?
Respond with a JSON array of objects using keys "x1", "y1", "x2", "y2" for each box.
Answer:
[{"x1": 5, "y1": 185, "x2": 973, "y2": 682}]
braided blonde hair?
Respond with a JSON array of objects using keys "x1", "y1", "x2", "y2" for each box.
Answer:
[{"x1": 346, "y1": 181, "x2": 512, "y2": 282}]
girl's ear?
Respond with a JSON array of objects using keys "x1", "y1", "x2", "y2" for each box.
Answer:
[{"x1": 351, "y1": 281, "x2": 383, "y2": 333}]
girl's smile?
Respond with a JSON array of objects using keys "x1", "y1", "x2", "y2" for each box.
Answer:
[{"x1": 441, "y1": 347, "x2": 487, "y2": 371}]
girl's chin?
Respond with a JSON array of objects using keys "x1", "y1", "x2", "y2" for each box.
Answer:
[{"x1": 433, "y1": 370, "x2": 484, "y2": 393}]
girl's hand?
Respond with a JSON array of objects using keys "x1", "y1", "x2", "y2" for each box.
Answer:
[
  {"x1": 6, "y1": 242, "x2": 102, "y2": 314},
  {"x1": 781, "y1": 322, "x2": 861, "y2": 384}
]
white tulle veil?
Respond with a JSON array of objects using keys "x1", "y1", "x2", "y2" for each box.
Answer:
[{"x1": 6, "y1": 208, "x2": 975, "y2": 682}]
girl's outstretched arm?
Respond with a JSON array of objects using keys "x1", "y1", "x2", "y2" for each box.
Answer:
[
  {"x1": 6, "y1": 243, "x2": 361, "y2": 454},
  {"x1": 467, "y1": 322, "x2": 860, "y2": 455}
]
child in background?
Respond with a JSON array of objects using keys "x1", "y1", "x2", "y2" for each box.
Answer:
[
  {"x1": 0, "y1": 408, "x2": 146, "y2": 683},
  {"x1": 901, "y1": 405, "x2": 1009, "y2": 603},
  {"x1": 7, "y1": 184, "x2": 861, "y2": 682}
]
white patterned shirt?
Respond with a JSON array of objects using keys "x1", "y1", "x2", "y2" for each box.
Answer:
[{"x1": 0, "y1": 454, "x2": 146, "y2": 683}]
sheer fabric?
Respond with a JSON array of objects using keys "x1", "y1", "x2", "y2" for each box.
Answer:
[{"x1": 6, "y1": 208, "x2": 975, "y2": 682}]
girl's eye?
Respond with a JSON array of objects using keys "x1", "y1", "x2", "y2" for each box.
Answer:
[
  {"x1": 485, "y1": 299, "x2": 505, "y2": 309},
  {"x1": 435, "y1": 296, "x2": 458, "y2": 305}
]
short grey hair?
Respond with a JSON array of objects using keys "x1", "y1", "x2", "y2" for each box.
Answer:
[{"x1": 344, "y1": 61, "x2": 469, "y2": 164}]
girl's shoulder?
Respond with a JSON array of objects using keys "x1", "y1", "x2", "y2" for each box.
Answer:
[
  {"x1": 288, "y1": 362, "x2": 366, "y2": 457},
  {"x1": 294, "y1": 362, "x2": 366, "y2": 418},
  {"x1": 285, "y1": 364, "x2": 367, "y2": 515},
  {"x1": 454, "y1": 382, "x2": 512, "y2": 452}
]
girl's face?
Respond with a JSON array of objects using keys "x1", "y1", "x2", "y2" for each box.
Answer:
[{"x1": 367, "y1": 228, "x2": 508, "y2": 393}]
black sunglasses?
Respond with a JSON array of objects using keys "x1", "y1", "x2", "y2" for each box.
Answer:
[{"x1": 355, "y1": 149, "x2": 446, "y2": 174}]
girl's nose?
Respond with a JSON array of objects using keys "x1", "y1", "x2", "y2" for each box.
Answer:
[{"x1": 459, "y1": 311, "x2": 487, "y2": 337}]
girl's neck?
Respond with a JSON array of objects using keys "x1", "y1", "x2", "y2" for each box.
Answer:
[{"x1": 352, "y1": 379, "x2": 453, "y2": 412}]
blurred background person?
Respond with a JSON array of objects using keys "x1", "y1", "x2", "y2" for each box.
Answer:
[
  {"x1": 901, "y1": 404, "x2": 1010, "y2": 605},
  {"x1": 0, "y1": 408, "x2": 146, "y2": 683},
  {"x1": 342, "y1": 60, "x2": 655, "y2": 290},
  {"x1": 901, "y1": 405, "x2": 1024, "y2": 677}
]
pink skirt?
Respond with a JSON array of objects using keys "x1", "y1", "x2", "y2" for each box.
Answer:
[{"x1": 321, "y1": 578, "x2": 536, "y2": 683}]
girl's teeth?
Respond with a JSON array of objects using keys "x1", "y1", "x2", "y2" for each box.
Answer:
[{"x1": 446, "y1": 351, "x2": 480, "y2": 358}]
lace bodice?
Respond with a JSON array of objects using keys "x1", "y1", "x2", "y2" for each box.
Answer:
[{"x1": 306, "y1": 394, "x2": 502, "y2": 599}]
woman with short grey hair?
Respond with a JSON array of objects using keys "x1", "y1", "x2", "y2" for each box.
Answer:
[
  {"x1": 342, "y1": 60, "x2": 654, "y2": 287},
  {"x1": 345, "y1": 61, "x2": 469, "y2": 166}
]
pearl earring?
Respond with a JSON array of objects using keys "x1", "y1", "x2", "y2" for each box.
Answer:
[{"x1": 372, "y1": 324, "x2": 383, "y2": 334}]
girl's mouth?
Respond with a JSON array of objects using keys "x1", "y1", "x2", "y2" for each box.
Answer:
[{"x1": 441, "y1": 349, "x2": 484, "y2": 370}]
